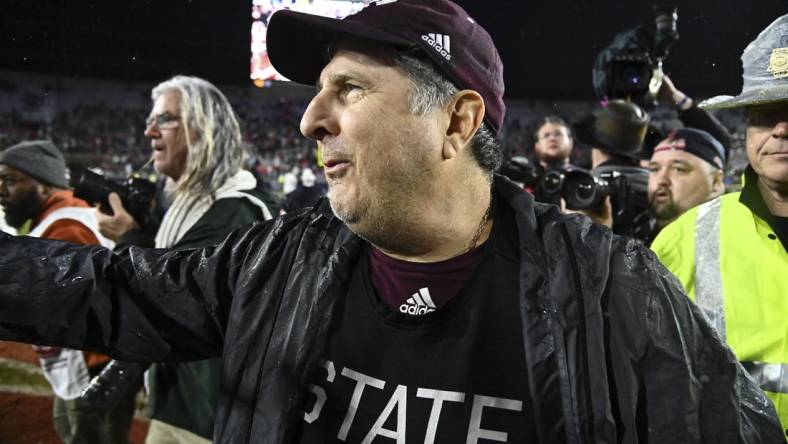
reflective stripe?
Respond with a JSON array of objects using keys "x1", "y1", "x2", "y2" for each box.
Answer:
[
  {"x1": 28, "y1": 207, "x2": 115, "y2": 249},
  {"x1": 694, "y1": 198, "x2": 726, "y2": 341},
  {"x1": 742, "y1": 361, "x2": 788, "y2": 395}
]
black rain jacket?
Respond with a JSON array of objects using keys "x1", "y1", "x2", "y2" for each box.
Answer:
[{"x1": 0, "y1": 177, "x2": 784, "y2": 443}]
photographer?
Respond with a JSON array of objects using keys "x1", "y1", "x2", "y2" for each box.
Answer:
[
  {"x1": 565, "y1": 100, "x2": 653, "y2": 239},
  {"x1": 531, "y1": 116, "x2": 577, "y2": 204},
  {"x1": 95, "y1": 76, "x2": 273, "y2": 444},
  {"x1": 532, "y1": 115, "x2": 574, "y2": 170},
  {"x1": 0, "y1": 141, "x2": 131, "y2": 444}
]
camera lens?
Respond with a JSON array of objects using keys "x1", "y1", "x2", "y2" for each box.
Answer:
[
  {"x1": 541, "y1": 170, "x2": 564, "y2": 194},
  {"x1": 620, "y1": 65, "x2": 646, "y2": 87},
  {"x1": 575, "y1": 182, "x2": 595, "y2": 201},
  {"x1": 566, "y1": 176, "x2": 597, "y2": 208}
]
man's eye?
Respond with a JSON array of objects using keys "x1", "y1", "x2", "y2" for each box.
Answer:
[{"x1": 342, "y1": 84, "x2": 362, "y2": 95}]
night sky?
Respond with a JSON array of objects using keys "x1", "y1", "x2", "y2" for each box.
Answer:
[{"x1": 1, "y1": 0, "x2": 786, "y2": 100}]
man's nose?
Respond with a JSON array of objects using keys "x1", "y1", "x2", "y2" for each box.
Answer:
[
  {"x1": 773, "y1": 120, "x2": 788, "y2": 139},
  {"x1": 654, "y1": 168, "x2": 671, "y2": 185},
  {"x1": 300, "y1": 92, "x2": 339, "y2": 141},
  {"x1": 144, "y1": 124, "x2": 160, "y2": 139}
]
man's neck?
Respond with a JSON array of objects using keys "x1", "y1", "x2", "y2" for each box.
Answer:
[
  {"x1": 373, "y1": 181, "x2": 494, "y2": 263},
  {"x1": 540, "y1": 158, "x2": 568, "y2": 170},
  {"x1": 655, "y1": 217, "x2": 673, "y2": 231},
  {"x1": 757, "y1": 178, "x2": 788, "y2": 217}
]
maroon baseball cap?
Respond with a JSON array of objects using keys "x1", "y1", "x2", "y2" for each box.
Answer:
[{"x1": 266, "y1": 0, "x2": 505, "y2": 134}]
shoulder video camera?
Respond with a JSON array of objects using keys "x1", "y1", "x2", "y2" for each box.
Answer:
[{"x1": 594, "y1": 5, "x2": 679, "y2": 107}]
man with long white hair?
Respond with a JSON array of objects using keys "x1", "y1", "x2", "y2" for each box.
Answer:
[{"x1": 96, "y1": 75, "x2": 273, "y2": 444}]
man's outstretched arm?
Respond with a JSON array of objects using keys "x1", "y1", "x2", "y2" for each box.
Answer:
[{"x1": 0, "y1": 225, "x2": 263, "y2": 363}]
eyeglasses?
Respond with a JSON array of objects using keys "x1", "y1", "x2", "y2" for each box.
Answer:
[
  {"x1": 145, "y1": 112, "x2": 181, "y2": 129},
  {"x1": 539, "y1": 129, "x2": 569, "y2": 140}
]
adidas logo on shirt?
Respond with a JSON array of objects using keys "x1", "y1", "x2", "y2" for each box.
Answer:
[
  {"x1": 421, "y1": 33, "x2": 452, "y2": 61},
  {"x1": 399, "y1": 287, "x2": 437, "y2": 316}
]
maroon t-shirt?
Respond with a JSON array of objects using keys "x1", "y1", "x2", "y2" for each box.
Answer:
[{"x1": 367, "y1": 240, "x2": 487, "y2": 316}]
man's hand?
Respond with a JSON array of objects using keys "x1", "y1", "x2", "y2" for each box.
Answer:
[
  {"x1": 658, "y1": 74, "x2": 693, "y2": 111},
  {"x1": 96, "y1": 193, "x2": 139, "y2": 241},
  {"x1": 561, "y1": 196, "x2": 614, "y2": 229}
]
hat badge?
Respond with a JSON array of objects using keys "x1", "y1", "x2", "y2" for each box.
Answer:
[{"x1": 767, "y1": 47, "x2": 788, "y2": 79}]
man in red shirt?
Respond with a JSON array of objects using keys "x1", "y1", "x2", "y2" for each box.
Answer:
[{"x1": 0, "y1": 140, "x2": 131, "y2": 444}]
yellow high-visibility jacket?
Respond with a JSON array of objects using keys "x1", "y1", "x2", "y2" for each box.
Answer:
[{"x1": 653, "y1": 191, "x2": 788, "y2": 429}]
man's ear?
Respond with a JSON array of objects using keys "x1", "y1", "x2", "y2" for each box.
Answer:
[
  {"x1": 37, "y1": 182, "x2": 54, "y2": 199},
  {"x1": 443, "y1": 90, "x2": 485, "y2": 160},
  {"x1": 711, "y1": 169, "x2": 725, "y2": 196}
]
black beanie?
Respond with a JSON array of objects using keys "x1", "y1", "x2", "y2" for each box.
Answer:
[
  {"x1": 653, "y1": 128, "x2": 727, "y2": 170},
  {"x1": 0, "y1": 140, "x2": 69, "y2": 188}
]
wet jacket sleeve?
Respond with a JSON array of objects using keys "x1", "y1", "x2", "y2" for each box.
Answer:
[
  {"x1": 606, "y1": 238, "x2": 785, "y2": 442},
  {"x1": 0, "y1": 221, "x2": 275, "y2": 363}
]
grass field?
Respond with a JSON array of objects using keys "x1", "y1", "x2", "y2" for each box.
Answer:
[{"x1": 0, "y1": 341, "x2": 149, "y2": 444}]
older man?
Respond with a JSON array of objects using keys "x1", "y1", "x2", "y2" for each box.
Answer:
[
  {"x1": 0, "y1": 1, "x2": 783, "y2": 442},
  {"x1": 95, "y1": 76, "x2": 274, "y2": 444},
  {"x1": 648, "y1": 127, "x2": 727, "y2": 234},
  {"x1": 653, "y1": 13, "x2": 788, "y2": 431}
]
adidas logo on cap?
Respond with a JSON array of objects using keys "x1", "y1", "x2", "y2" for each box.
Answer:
[
  {"x1": 399, "y1": 287, "x2": 436, "y2": 316},
  {"x1": 421, "y1": 33, "x2": 452, "y2": 61}
]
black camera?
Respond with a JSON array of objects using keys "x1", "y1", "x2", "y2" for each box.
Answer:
[
  {"x1": 542, "y1": 167, "x2": 610, "y2": 210},
  {"x1": 542, "y1": 165, "x2": 653, "y2": 240},
  {"x1": 71, "y1": 168, "x2": 157, "y2": 229},
  {"x1": 594, "y1": 5, "x2": 679, "y2": 106},
  {"x1": 500, "y1": 156, "x2": 541, "y2": 188}
]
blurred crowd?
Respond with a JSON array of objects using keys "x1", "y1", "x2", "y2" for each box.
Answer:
[{"x1": 0, "y1": 69, "x2": 750, "y2": 199}]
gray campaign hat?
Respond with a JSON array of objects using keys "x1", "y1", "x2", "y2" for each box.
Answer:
[{"x1": 701, "y1": 13, "x2": 788, "y2": 109}]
